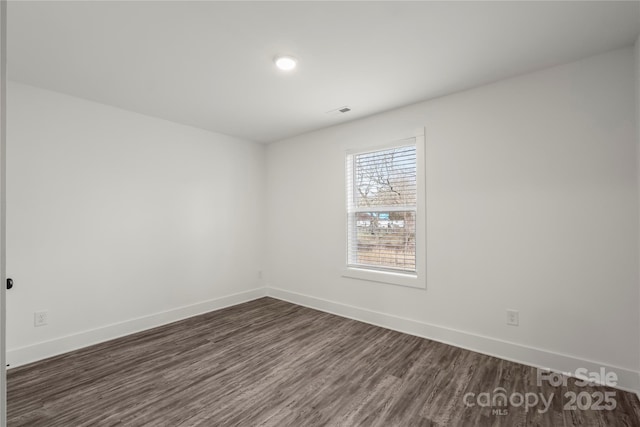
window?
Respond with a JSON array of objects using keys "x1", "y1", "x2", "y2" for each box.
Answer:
[{"x1": 343, "y1": 136, "x2": 425, "y2": 288}]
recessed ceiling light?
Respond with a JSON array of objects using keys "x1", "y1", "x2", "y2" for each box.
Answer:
[{"x1": 274, "y1": 56, "x2": 297, "y2": 71}]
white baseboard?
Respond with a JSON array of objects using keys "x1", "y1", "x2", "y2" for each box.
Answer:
[
  {"x1": 266, "y1": 286, "x2": 640, "y2": 395},
  {"x1": 9, "y1": 285, "x2": 639, "y2": 396},
  {"x1": 7, "y1": 287, "x2": 267, "y2": 369}
]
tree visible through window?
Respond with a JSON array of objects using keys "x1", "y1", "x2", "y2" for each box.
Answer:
[{"x1": 346, "y1": 143, "x2": 417, "y2": 273}]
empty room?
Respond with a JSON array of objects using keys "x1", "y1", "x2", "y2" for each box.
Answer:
[{"x1": 1, "y1": 0, "x2": 640, "y2": 426}]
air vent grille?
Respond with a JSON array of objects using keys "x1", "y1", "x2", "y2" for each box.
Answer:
[{"x1": 325, "y1": 106, "x2": 352, "y2": 116}]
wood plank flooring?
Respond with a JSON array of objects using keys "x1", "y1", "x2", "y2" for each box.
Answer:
[{"x1": 7, "y1": 297, "x2": 640, "y2": 426}]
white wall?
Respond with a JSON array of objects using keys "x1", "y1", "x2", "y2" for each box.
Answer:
[
  {"x1": 6, "y1": 82, "x2": 266, "y2": 366},
  {"x1": 636, "y1": 35, "x2": 640, "y2": 378},
  {"x1": 266, "y1": 48, "x2": 639, "y2": 390},
  {"x1": 0, "y1": 2, "x2": 7, "y2": 423}
]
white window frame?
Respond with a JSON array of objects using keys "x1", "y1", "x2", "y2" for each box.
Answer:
[{"x1": 342, "y1": 134, "x2": 426, "y2": 289}]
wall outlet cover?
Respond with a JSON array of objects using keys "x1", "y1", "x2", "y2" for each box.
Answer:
[
  {"x1": 506, "y1": 309, "x2": 519, "y2": 326},
  {"x1": 34, "y1": 311, "x2": 48, "y2": 327}
]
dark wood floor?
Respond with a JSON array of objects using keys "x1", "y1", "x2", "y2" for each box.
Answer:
[{"x1": 7, "y1": 297, "x2": 640, "y2": 426}]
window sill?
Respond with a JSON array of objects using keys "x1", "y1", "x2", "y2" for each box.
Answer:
[{"x1": 341, "y1": 267, "x2": 426, "y2": 289}]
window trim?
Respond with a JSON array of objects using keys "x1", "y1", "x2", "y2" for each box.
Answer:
[{"x1": 342, "y1": 134, "x2": 426, "y2": 290}]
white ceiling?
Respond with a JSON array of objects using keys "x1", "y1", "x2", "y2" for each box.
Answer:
[{"x1": 8, "y1": 1, "x2": 640, "y2": 143}]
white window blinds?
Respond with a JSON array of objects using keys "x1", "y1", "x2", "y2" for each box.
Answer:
[{"x1": 346, "y1": 141, "x2": 417, "y2": 273}]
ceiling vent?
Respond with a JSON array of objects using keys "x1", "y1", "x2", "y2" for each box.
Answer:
[{"x1": 325, "y1": 106, "x2": 352, "y2": 116}]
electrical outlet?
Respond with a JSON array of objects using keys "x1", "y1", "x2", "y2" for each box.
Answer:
[
  {"x1": 34, "y1": 311, "x2": 48, "y2": 327},
  {"x1": 258, "y1": 270, "x2": 263, "y2": 279},
  {"x1": 506, "y1": 309, "x2": 519, "y2": 326}
]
